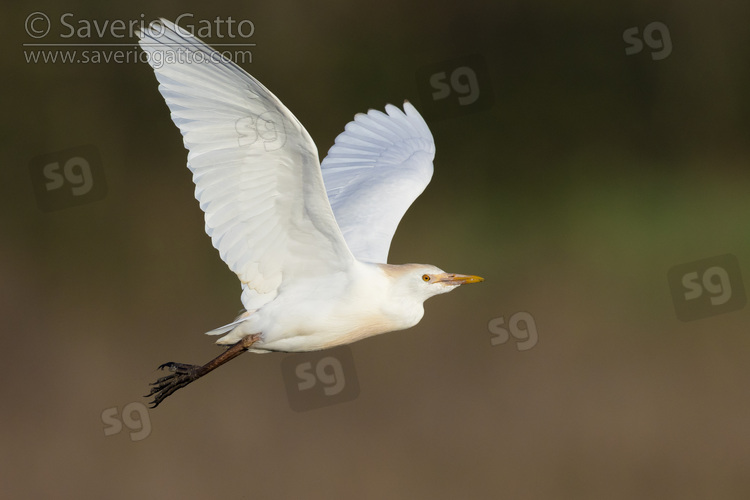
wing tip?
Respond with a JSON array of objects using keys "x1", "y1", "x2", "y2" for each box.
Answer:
[
  {"x1": 136, "y1": 18, "x2": 189, "y2": 43},
  {"x1": 381, "y1": 101, "x2": 422, "y2": 121}
]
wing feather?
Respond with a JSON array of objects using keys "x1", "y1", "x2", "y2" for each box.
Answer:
[
  {"x1": 320, "y1": 102, "x2": 435, "y2": 263},
  {"x1": 138, "y1": 19, "x2": 354, "y2": 303}
]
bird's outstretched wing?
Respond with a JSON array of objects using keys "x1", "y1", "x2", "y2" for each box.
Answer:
[
  {"x1": 137, "y1": 19, "x2": 354, "y2": 308},
  {"x1": 320, "y1": 103, "x2": 435, "y2": 263}
]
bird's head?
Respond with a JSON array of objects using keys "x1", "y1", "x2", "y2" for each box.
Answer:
[{"x1": 383, "y1": 263, "x2": 484, "y2": 303}]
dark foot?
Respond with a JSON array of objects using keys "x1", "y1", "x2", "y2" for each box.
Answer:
[
  {"x1": 145, "y1": 335, "x2": 260, "y2": 408},
  {"x1": 146, "y1": 362, "x2": 204, "y2": 408}
]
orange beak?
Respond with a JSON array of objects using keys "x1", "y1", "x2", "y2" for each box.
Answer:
[{"x1": 435, "y1": 273, "x2": 484, "y2": 285}]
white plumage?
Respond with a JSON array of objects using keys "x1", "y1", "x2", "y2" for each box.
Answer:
[{"x1": 137, "y1": 19, "x2": 482, "y2": 356}]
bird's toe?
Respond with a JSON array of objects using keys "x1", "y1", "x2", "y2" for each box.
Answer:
[{"x1": 146, "y1": 362, "x2": 203, "y2": 408}]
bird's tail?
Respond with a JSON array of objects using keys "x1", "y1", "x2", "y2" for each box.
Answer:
[{"x1": 204, "y1": 310, "x2": 251, "y2": 338}]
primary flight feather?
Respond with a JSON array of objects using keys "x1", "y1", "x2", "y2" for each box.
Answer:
[{"x1": 137, "y1": 19, "x2": 483, "y2": 407}]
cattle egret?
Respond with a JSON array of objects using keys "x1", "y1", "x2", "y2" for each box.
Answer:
[{"x1": 137, "y1": 19, "x2": 483, "y2": 407}]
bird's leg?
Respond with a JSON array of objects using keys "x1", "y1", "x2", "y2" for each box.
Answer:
[{"x1": 146, "y1": 334, "x2": 260, "y2": 408}]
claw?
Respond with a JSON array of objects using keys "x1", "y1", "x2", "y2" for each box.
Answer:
[
  {"x1": 146, "y1": 362, "x2": 204, "y2": 408},
  {"x1": 156, "y1": 361, "x2": 197, "y2": 373}
]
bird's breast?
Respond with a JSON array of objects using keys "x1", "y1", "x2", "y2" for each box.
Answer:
[{"x1": 252, "y1": 269, "x2": 425, "y2": 352}]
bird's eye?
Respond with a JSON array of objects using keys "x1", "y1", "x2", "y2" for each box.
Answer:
[{"x1": 422, "y1": 274, "x2": 431, "y2": 282}]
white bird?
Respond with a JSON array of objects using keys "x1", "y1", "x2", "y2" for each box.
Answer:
[{"x1": 137, "y1": 19, "x2": 483, "y2": 407}]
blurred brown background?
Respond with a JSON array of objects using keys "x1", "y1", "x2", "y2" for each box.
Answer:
[{"x1": 3, "y1": 1, "x2": 750, "y2": 498}]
